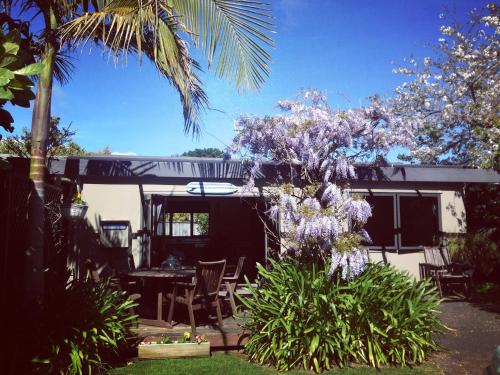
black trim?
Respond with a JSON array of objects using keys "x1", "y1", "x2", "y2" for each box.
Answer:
[{"x1": 3, "y1": 155, "x2": 499, "y2": 184}]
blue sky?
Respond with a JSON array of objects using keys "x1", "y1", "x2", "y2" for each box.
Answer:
[{"x1": 7, "y1": 0, "x2": 488, "y2": 157}]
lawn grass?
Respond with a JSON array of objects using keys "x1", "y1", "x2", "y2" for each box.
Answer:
[{"x1": 108, "y1": 352, "x2": 437, "y2": 375}]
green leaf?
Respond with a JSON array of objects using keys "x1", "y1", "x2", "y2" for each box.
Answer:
[
  {"x1": 0, "y1": 54, "x2": 18, "y2": 68},
  {"x1": 0, "y1": 67, "x2": 15, "y2": 86},
  {"x1": 313, "y1": 357, "x2": 320, "y2": 373},
  {"x1": 2, "y1": 39, "x2": 19, "y2": 56},
  {"x1": 0, "y1": 87, "x2": 14, "y2": 100},
  {"x1": 13, "y1": 63, "x2": 44, "y2": 76},
  {"x1": 6, "y1": 75, "x2": 34, "y2": 90},
  {"x1": 309, "y1": 334, "x2": 319, "y2": 354}
]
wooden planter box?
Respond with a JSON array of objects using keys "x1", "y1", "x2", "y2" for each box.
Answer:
[{"x1": 138, "y1": 341, "x2": 210, "y2": 359}]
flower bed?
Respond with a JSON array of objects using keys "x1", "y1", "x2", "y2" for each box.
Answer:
[{"x1": 138, "y1": 332, "x2": 209, "y2": 359}]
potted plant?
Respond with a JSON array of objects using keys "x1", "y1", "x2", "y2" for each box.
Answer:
[
  {"x1": 63, "y1": 192, "x2": 88, "y2": 220},
  {"x1": 138, "y1": 332, "x2": 210, "y2": 359}
]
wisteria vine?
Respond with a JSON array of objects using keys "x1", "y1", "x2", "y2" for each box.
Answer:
[{"x1": 230, "y1": 90, "x2": 416, "y2": 279}]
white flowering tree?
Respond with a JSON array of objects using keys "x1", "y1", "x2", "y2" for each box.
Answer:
[
  {"x1": 231, "y1": 90, "x2": 415, "y2": 279},
  {"x1": 390, "y1": 3, "x2": 499, "y2": 169}
]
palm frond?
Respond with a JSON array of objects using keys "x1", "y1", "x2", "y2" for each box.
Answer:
[
  {"x1": 171, "y1": 0, "x2": 274, "y2": 90},
  {"x1": 53, "y1": 49, "x2": 75, "y2": 85},
  {"x1": 60, "y1": 0, "x2": 208, "y2": 135},
  {"x1": 59, "y1": 0, "x2": 274, "y2": 132},
  {"x1": 141, "y1": 23, "x2": 208, "y2": 136}
]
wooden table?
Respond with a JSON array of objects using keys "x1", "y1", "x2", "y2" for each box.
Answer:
[{"x1": 128, "y1": 268, "x2": 196, "y2": 327}]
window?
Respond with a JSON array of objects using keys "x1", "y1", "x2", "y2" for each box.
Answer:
[
  {"x1": 399, "y1": 196, "x2": 439, "y2": 247},
  {"x1": 361, "y1": 193, "x2": 440, "y2": 249},
  {"x1": 193, "y1": 212, "x2": 209, "y2": 236},
  {"x1": 363, "y1": 195, "x2": 397, "y2": 248},
  {"x1": 157, "y1": 212, "x2": 210, "y2": 237}
]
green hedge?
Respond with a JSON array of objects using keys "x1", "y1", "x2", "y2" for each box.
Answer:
[{"x1": 239, "y1": 261, "x2": 443, "y2": 372}]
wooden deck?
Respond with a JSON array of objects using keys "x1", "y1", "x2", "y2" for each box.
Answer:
[
  {"x1": 131, "y1": 315, "x2": 248, "y2": 349},
  {"x1": 129, "y1": 282, "x2": 254, "y2": 350}
]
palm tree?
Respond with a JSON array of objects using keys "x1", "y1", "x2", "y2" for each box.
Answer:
[{"x1": 3, "y1": 0, "x2": 273, "y2": 302}]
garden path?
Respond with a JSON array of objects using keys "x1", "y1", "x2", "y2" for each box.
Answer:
[{"x1": 432, "y1": 298, "x2": 500, "y2": 375}]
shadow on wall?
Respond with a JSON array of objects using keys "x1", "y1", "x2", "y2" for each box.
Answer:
[
  {"x1": 448, "y1": 190, "x2": 467, "y2": 231},
  {"x1": 67, "y1": 213, "x2": 138, "y2": 279}
]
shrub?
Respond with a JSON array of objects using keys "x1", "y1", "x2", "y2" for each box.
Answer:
[
  {"x1": 31, "y1": 273, "x2": 138, "y2": 375},
  {"x1": 446, "y1": 231, "x2": 500, "y2": 281},
  {"x1": 239, "y1": 260, "x2": 443, "y2": 372}
]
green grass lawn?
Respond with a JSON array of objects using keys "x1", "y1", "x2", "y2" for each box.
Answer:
[{"x1": 108, "y1": 352, "x2": 437, "y2": 375}]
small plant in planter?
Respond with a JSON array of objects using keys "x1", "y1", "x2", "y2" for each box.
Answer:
[
  {"x1": 138, "y1": 332, "x2": 209, "y2": 359},
  {"x1": 64, "y1": 192, "x2": 88, "y2": 220}
]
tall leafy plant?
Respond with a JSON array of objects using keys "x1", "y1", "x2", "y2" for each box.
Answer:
[
  {"x1": 240, "y1": 261, "x2": 443, "y2": 372},
  {"x1": 29, "y1": 273, "x2": 138, "y2": 375}
]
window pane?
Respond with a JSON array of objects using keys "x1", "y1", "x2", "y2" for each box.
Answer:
[
  {"x1": 193, "y1": 213, "x2": 209, "y2": 236},
  {"x1": 364, "y1": 196, "x2": 396, "y2": 247},
  {"x1": 400, "y1": 196, "x2": 439, "y2": 247},
  {"x1": 172, "y1": 212, "x2": 191, "y2": 237},
  {"x1": 157, "y1": 212, "x2": 170, "y2": 236}
]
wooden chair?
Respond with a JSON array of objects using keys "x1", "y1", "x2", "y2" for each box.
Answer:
[
  {"x1": 219, "y1": 256, "x2": 246, "y2": 315},
  {"x1": 167, "y1": 260, "x2": 226, "y2": 334},
  {"x1": 419, "y1": 247, "x2": 472, "y2": 298}
]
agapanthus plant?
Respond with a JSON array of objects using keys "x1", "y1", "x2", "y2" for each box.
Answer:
[{"x1": 231, "y1": 90, "x2": 414, "y2": 279}]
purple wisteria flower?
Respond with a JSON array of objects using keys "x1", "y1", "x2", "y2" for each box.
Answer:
[
  {"x1": 343, "y1": 198, "x2": 372, "y2": 225},
  {"x1": 230, "y1": 89, "x2": 413, "y2": 280},
  {"x1": 329, "y1": 248, "x2": 369, "y2": 280}
]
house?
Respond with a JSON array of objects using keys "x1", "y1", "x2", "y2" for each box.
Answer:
[{"x1": 3, "y1": 155, "x2": 500, "y2": 279}]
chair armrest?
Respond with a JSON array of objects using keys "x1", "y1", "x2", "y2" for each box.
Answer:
[
  {"x1": 449, "y1": 262, "x2": 473, "y2": 275},
  {"x1": 420, "y1": 263, "x2": 447, "y2": 271},
  {"x1": 419, "y1": 263, "x2": 446, "y2": 278}
]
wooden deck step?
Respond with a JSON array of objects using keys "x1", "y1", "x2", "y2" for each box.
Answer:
[{"x1": 235, "y1": 283, "x2": 257, "y2": 296}]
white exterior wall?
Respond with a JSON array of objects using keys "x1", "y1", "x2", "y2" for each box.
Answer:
[
  {"x1": 368, "y1": 251, "x2": 425, "y2": 279},
  {"x1": 80, "y1": 183, "x2": 252, "y2": 267},
  {"x1": 440, "y1": 190, "x2": 467, "y2": 233},
  {"x1": 79, "y1": 183, "x2": 467, "y2": 279},
  {"x1": 81, "y1": 184, "x2": 143, "y2": 266}
]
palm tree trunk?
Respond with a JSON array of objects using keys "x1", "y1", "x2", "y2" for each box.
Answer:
[{"x1": 25, "y1": 9, "x2": 57, "y2": 305}]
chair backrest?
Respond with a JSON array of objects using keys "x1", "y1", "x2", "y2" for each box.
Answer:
[
  {"x1": 194, "y1": 260, "x2": 226, "y2": 299},
  {"x1": 85, "y1": 259, "x2": 101, "y2": 283},
  {"x1": 233, "y1": 256, "x2": 246, "y2": 279},
  {"x1": 424, "y1": 246, "x2": 451, "y2": 267}
]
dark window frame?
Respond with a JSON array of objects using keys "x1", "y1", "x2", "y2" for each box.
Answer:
[
  {"x1": 362, "y1": 193, "x2": 398, "y2": 250},
  {"x1": 396, "y1": 193, "x2": 442, "y2": 250},
  {"x1": 360, "y1": 192, "x2": 442, "y2": 251},
  {"x1": 158, "y1": 211, "x2": 210, "y2": 238}
]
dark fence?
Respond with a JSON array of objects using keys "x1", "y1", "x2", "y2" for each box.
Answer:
[{"x1": 0, "y1": 170, "x2": 67, "y2": 310}]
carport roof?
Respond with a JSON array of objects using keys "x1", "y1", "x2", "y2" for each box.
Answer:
[{"x1": 3, "y1": 155, "x2": 500, "y2": 184}]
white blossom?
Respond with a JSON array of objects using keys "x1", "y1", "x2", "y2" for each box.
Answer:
[{"x1": 390, "y1": 3, "x2": 499, "y2": 168}]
